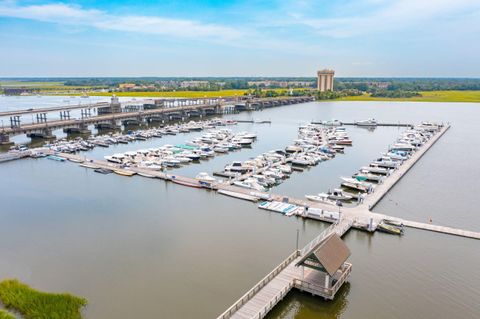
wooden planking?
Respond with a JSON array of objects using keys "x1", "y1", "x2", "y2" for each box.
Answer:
[
  {"x1": 230, "y1": 261, "x2": 300, "y2": 319},
  {"x1": 360, "y1": 124, "x2": 450, "y2": 210},
  {"x1": 224, "y1": 221, "x2": 351, "y2": 319},
  {"x1": 400, "y1": 220, "x2": 480, "y2": 240}
]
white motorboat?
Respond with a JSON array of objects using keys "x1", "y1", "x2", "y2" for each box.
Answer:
[
  {"x1": 340, "y1": 177, "x2": 373, "y2": 192},
  {"x1": 175, "y1": 156, "x2": 193, "y2": 163},
  {"x1": 213, "y1": 146, "x2": 229, "y2": 153},
  {"x1": 305, "y1": 194, "x2": 337, "y2": 205},
  {"x1": 322, "y1": 119, "x2": 342, "y2": 126},
  {"x1": 285, "y1": 145, "x2": 303, "y2": 153},
  {"x1": 362, "y1": 165, "x2": 390, "y2": 175},
  {"x1": 371, "y1": 159, "x2": 399, "y2": 169},
  {"x1": 195, "y1": 172, "x2": 216, "y2": 182},
  {"x1": 233, "y1": 178, "x2": 266, "y2": 191},
  {"x1": 104, "y1": 153, "x2": 124, "y2": 164},
  {"x1": 319, "y1": 188, "x2": 353, "y2": 201},
  {"x1": 232, "y1": 138, "x2": 253, "y2": 147},
  {"x1": 355, "y1": 118, "x2": 378, "y2": 126},
  {"x1": 225, "y1": 161, "x2": 251, "y2": 173}
]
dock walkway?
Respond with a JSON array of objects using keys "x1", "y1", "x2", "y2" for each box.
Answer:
[
  {"x1": 360, "y1": 124, "x2": 450, "y2": 210},
  {"x1": 217, "y1": 220, "x2": 353, "y2": 319}
]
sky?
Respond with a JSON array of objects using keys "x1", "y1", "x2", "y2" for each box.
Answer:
[{"x1": 0, "y1": 0, "x2": 479, "y2": 77}]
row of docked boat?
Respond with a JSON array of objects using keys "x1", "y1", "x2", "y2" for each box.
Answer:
[
  {"x1": 43, "y1": 118, "x2": 237, "y2": 154},
  {"x1": 305, "y1": 122, "x2": 443, "y2": 206},
  {"x1": 103, "y1": 129, "x2": 257, "y2": 170},
  {"x1": 219, "y1": 124, "x2": 352, "y2": 192}
]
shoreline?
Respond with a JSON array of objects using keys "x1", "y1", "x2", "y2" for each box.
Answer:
[{"x1": 29, "y1": 90, "x2": 480, "y2": 103}]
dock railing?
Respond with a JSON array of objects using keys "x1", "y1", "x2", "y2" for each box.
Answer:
[
  {"x1": 255, "y1": 281, "x2": 294, "y2": 319},
  {"x1": 293, "y1": 262, "x2": 352, "y2": 299},
  {"x1": 216, "y1": 250, "x2": 300, "y2": 319},
  {"x1": 300, "y1": 222, "x2": 338, "y2": 256}
]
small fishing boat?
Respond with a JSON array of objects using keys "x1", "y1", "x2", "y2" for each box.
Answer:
[
  {"x1": 377, "y1": 222, "x2": 404, "y2": 235},
  {"x1": 113, "y1": 169, "x2": 136, "y2": 176},
  {"x1": 233, "y1": 178, "x2": 266, "y2": 191},
  {"x1": 213, "y1": 146, "x2": 229, "y2": 153},
  {"x1": 170, "y1": 177, "x2": 203, "y2": 188},
  {"x1": 67, "y1": 157, "x2": 84, "y2": 163},
  {"x1": 137, "y1": 172, "x2": 156, "y2": 178},
  {"x1": 285, "y1": 145, "x2": 303, "y2": 153},
  {"x1": 319, "y1": 189, "x2": 353, "y2": 201},
  {"x1": 362, "y1": 166, "x2": 390, "y2": 175},
  {"x1": 335, "y1": 139, "x2": 353, "y2": 146},
  {"x1": 291, "y1": 159, "x2": 311, "y2": 167},
  {"x1": 371, "y1": 159, "x2": 399, "y2": 169},
  {"x1": 341, "y1": 178, "x2": 373, "y2": 193},
  {"x1": 195, "y1": 172, "x2": 216, "y2": 182},
  {"x1": 31, "y1": 152, "x2": 47, "y2": 158},
  {"x1": 354, "y1": 171, "x2": 383, "y2": 182},
  {"x1": 225, "y1": 161, "x2": 251, "y2": 173},
  {"x1": 383, "y1": 219, "x2": 404, "y2": 227},
  {"x1": 46, "y1": 155, "x2": 66, "y2": 162},
  {"x1": 104, "y1": 154, "x2": 124, "y2": 164},
  {"x1": 94, "y1": 168, "x2": 114, "y2": 174},
  {"x1": 355, "y1": 118, "x2": 377, "y2": 126},
  {"x1": 322, "y1": 119, "x2": 342, "y2": 126},
  {"x1": 305, "y1": 194, "x2": 336, "y2": 206}
]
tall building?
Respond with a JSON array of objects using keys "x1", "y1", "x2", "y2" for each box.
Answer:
[{"x1": 317, "y1": 69, "x2": 335, "y2": 92}]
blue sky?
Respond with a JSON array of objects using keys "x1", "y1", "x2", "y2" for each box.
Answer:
[{"x1": 0, "y1": 0, "x2": 479, "y2": 77}]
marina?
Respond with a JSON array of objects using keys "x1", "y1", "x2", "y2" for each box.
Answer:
[
  {"x1": 28, "y1": 113, "x2": 480, "y2": 318},
  {"x1": 2, "y1": 2, "x2": 480, "y2": 318},
  {"x1": 1, "y1": 98, "x2": 479, "y2": 319}
]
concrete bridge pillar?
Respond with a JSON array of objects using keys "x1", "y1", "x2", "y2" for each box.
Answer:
[
  {"x1": 78, "y1": 121, "x2": 90, "y2": 134},
  {"x1": 42, "y1": 127, "x2": 55, "y2": 139},
  {"x1": 0, "y1": 133, "x2": 12, "y2": 145}
]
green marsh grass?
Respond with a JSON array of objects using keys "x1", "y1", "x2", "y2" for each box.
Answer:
[
  {"x1": 336, "y1": 90, "x2": 480, "y2": 102},
  {"x1": 0, "y1": 279, "x2": 87, "y2": 319},
  {"x1": 0, "y1": 309, "x2": 16, "y2": 319}
]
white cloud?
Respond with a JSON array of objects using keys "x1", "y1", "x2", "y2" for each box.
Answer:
[
  {"x1": 295, "y1": 0, "x2": 480, "y2": 37},
  {"x1": 0, "y1": 1, "x2": 242, "y2": 41}
]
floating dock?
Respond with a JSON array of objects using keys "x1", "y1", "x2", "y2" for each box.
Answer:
[{"x1": 311, "y1": 121, "x2": 413, "y2": 127}]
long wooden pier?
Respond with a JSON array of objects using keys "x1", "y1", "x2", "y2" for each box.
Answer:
[{"x1": 216, "y1": 220, "x2": 353, "y2": 319}]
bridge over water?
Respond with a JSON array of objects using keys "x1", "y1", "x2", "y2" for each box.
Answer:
[{"x1": 0, "y1": 96, "x2": 314, "y2": 144}]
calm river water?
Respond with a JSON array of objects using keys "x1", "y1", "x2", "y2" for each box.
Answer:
[{"x1": 0, "y1": 97, "x2": 479, "y2": 319}]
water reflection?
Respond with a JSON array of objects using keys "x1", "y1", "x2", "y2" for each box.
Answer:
[{"x1": 266, "y1": 283, "x2": 351, "y2": 319}]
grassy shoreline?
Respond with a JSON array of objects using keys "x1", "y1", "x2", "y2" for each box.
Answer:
[
  {"x1": 59, "y1": 90, "x2": 480, "y2": 102},
  {"x1": 336, "y1": 90, "x2": 480, "y2": 102},
  {"x1": 0, "y1": 310, "x2": 15, "y2": 319},
  {"x1": 0, "y1": 279, "x2": 87, "y2": 319}
]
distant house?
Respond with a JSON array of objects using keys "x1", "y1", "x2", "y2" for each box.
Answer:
[
  {"x1": 180, "y1": 81, "x2": 209, "y2": 88},
  {"x1": 3, "y1": 87, "x2": 35, "y2": 96},
  {"x1": 118, "y1": 83, "x2": 137, "y2": 91}
]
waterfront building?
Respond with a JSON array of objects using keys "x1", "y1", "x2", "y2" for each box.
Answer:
[{"x1": 317, "y1": 69, "x2": 335, "y2": 92}]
